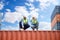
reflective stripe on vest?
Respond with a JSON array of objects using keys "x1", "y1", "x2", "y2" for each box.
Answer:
[
  {"x1": 23, "y1": 19, "x2": 28, "y2": 24},
  {"x1": 32, "y1": 20, "x2": 37, "y2": 24}
]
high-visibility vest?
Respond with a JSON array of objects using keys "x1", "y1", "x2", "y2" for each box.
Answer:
[
  {"x1": 32, "y1": 19, "x2": 37, "y2": 24},
  {"x1": 23, "y1": 19, "x2": 28, "y2": 24}
]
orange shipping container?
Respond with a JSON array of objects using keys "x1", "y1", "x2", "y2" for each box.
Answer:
[{"x1": 0, "y1": 31, "x2": 60, "y2": 40}]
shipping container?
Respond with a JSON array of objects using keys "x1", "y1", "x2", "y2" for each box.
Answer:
[{"x1": 0, "y1": 31, "x2": 60, "y2": 40}]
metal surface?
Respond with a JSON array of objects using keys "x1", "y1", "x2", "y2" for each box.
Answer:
[
  {"x1": 51, "y1": 14, "x2": 60, "y2": 30},
  {"x1": 51, "y1": 6, "x2": 60, "y2": 21},
  {"x1": 51, "y1": 14, "x2": 60, "y2": 27},
  {"x1": 0, "y1": 31, "x2": 60, "y2": 40}
]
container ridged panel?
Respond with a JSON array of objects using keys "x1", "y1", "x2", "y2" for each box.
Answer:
[{"x1": 0, "y1": 31, "x2": 60, "y2": 40}]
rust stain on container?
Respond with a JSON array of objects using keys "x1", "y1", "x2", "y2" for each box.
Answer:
[{"x1": 0, "y1": 31, "x2": 60, "y2": 40}]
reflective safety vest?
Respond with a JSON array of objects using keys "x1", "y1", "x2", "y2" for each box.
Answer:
[
  {"x1": 32, "y1": 19, "x2": 37, "y2": 24},
  {"x1": 23, "y1": 19, "x2": 28, "y2": 24}
]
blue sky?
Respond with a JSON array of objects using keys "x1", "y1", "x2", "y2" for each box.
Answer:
[{"x1": 0, "y1": 0, "x2": 60, "y2": 30}]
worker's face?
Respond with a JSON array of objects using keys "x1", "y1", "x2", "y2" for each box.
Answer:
[
  {"x1": 32, "y1": 17, "x2": 35, "y2": 20},
  {"x1": 24, "y1": 17, "x2": 26, "y2": 19}
]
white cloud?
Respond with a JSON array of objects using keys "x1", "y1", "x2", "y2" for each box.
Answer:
[
  {"x1": 0, "y1": 13, "x2": 3, "y2": 22},
  {"x1": 30, "y1": 11, "x2": 39, "y2": 18},
  {"x1": 27, "y1": 0, "x2": 34, "y2": 3},
  {"x1": 0, "y1": 13, "x2": 3, "y2": 16},
  {"x1": 50, "y1": 0, "x2": 59, "y2": 5},
  {"x1": 15, "y1": 6, "x2": 30, "y2": 17},
  {"x1": 3, "y1": 6, "x2": 30, "y2": 23},
  {"x1": 39, "y1": 22, "x2": 51, "y2": 30},
  {"x1": 25, "y1": 3, "x2": 39, "y2": 18},
  {"x1": 25, "y1": 3, "x2": 37, "y2": 11},
  {"x1": 25, "y1": 3, "x2": 33, "y2": 7},
  {"x1": 38, "y1": 0, "x2": 59, "y2": 10},
  {"x1": 27, "y1": 0, "x2": 59, "y2": 10},
  {"x1": 0, "y1": 2, "x2": 4, "y2": 10},
  {"x1": 36, "y1": 0, "x2": 49, "y2": 3},
  {"x1": 40, "y1": 3, "x2": 47, "y2": 10},
  {"x1": 29, "y1": 5, "x2": 35, "y2": 10},
  {"x1": 6, "y1": 9, "x2": 11, "y2": 12},
  {"x1": 36, "y1": 0, "x2": 59, "y2": 15},
  {"x1": 1, "y1": 26, "x2": 19, "y2": 30},
  {"x1": 36, "y1": 0, "x2": 59, "y2": 5},
  {"x1": 29, "y1": 6, "x2": 39, "y2": 18},
  {"x1": 4, "y1": 11, "x2": 22, "y2": 23},
  {"x1": 1, "y1": 23, "x2": 19, "y2": 30}
]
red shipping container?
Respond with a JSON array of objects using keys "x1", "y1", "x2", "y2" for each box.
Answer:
[{"x1": 0, "y1": 31, "x2": 60, "y2": 40}]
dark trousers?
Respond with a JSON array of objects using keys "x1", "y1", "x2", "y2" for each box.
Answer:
[
  {"x1": 19, "y1": 22, "x2": 30, "y2": 30},
  {"x1": 31, "y1": 24, "x2": 38, "y2": 30},
  {"x1": 23, "y1": 24, "x2": 30, "y2": 30},
  {"x1": 19, "y1": 21, "x2": 22, "y2": 28}
]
